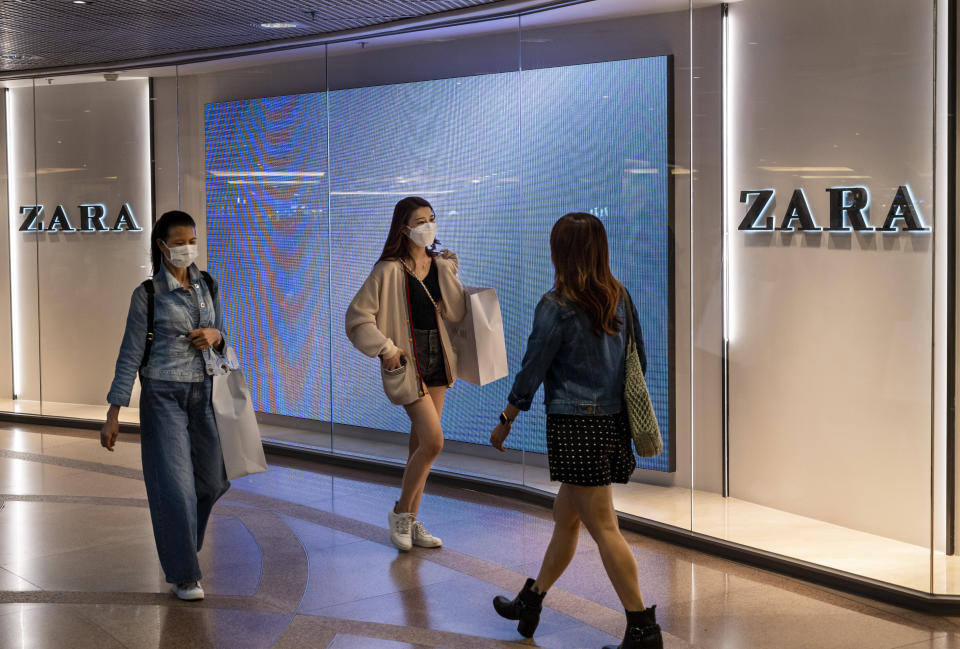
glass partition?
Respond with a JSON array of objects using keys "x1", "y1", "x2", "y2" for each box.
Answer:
[
  {"x1": 696, "y1": 0, "x2": 939, "y2": 592},
  {"x1": 324, "y1": 18, "x2": 525, "y2": 483},
  {"x1": 4, "y1": 80, "x2": 43, "y2": 417},
  {"x1": 1, "y1": 0, "x2": 955, "y2": 598},
  {"x1": 518, "y1": 0, "x2": 693, "y2": 531},
  {"x1": 31, "y1": 74, "x2": 152, "y2": 424},
  {"x1": 176, "y1": 50, "x2": 333, "y2": 452}
]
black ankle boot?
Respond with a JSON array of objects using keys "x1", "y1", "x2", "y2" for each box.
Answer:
[
  {"x1": 602, "y1": 606, "x2": 662, "y2": 649},
  {"x1": 492, "y1": 577, "x2": 546, "y2": 638}
]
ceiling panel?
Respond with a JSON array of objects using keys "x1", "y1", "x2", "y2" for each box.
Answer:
[{"x1": 0, "y1": 0, "x2": 508, "y2": 73}]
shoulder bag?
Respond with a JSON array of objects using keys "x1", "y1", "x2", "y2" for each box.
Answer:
[{"x1": 623, "y1": 290, "x2": 663, "y2": 458}]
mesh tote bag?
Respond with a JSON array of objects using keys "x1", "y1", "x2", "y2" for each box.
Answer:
[{"x1": 623, "y1": 290, "x2": 663, "y2": 458}]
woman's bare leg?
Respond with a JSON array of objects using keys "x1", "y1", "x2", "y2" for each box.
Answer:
[
  {"x1": 396, "y1": 388, "x2": 445, "y2": 515},
  {"x1": 567, "y1": 484, "x2": 645, "y2": 611},
  {"x1": 407, "y1": 383, "x2": 445, "y2": 459},
  {"x1": 533, "y1": 483, "x2": 582, "y2": 592}
]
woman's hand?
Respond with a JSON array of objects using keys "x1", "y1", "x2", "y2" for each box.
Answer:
[
  {"x1": 188, "y1": 328, "x2": 222, "y2": 351},
  {"x1": 490, "y1": 422, "x2": 511, "y2": 452},
  {"x1": 101, "y1": 405, "x2": 121, "y2": 452},
  {"x1": 381, "y1": 349, "x2": 406, "y2": 371},
  {"x1": 490, "y1": 404, "x2": 519, "y2": 451}
]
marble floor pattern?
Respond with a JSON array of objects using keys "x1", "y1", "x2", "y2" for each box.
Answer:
[
  {"x1": 16, "y1": 401, "x2": 958, "y2": 594},
  {"x1": 0, "y1": 425, "x2": 957, "y2": 648}
]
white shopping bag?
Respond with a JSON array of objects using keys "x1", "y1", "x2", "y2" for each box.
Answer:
[
  {"x1": 211, "y1": 346, "x2": 268, "y2": 480},
  {"x1": 448, "y1": 287, "x2": 509, "y2": 386}
]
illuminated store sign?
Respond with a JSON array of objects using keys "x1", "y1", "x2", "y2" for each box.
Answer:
[
  {"x1": 18, "y1": 203, "x2": 142, "y2": 233},
  {"x1": 738, "y1": 185, "x2": 930, "y2": 233}
]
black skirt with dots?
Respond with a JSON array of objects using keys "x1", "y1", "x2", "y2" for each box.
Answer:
[{"x1": 545, "y1": 412, "x2": 636, "y2": 486}]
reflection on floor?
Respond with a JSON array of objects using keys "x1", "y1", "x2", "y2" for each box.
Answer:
[
  {"x1": 5, "y1": 400, "x2": 960, "y2": 596},
  {"x1": 0, "y1": 422, "x2": 956, "y2": 649},
  {"x1": 0, "y1": 399, "x2": 140, "y2": 424},
  {"x1": 260, "y1": 423, "x2": 960, "y2": 595}
]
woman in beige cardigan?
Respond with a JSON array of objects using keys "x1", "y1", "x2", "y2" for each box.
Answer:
[{"x1": 346, "y1": 196, "x2": 467, "y2": 551}]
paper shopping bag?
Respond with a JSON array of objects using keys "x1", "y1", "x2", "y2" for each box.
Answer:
[
  {"x1": 211, "y1": 346, "x2": 268, "y2": 480},
  {"x1": 448, "y1": 287, "x2": 509, "y2": 386}
]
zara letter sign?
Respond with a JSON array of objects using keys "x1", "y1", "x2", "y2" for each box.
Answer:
[
  {"x1": 738, "y1": 185, "x2": 930, "y2": 233},
  {"x1": 18, "y1": 203, "x2": 142, "y2": 233}
]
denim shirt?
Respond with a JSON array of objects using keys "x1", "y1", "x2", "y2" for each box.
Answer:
[
  {"x1": 106, "y1": 264, "x2": 223, "y2": 407},
  {"x1": 508, "y1": 290, "x2": 646, "y2": 416}
]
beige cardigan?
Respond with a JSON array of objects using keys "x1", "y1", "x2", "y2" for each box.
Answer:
[{"x1": 345, "y1": 256, "x2": 467, "y2": 405}]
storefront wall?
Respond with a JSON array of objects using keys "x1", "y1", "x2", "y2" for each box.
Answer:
[
  {"x1": 0, "y1": 0, "x2": 952, "y2": 596},
  {"x1": 719, "y1": 0, "x2": 941, "y2": 589}
]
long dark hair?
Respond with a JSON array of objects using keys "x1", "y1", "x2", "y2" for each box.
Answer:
[
  {"x1": 377, "y1": 196, "x2": 439, "y2": 263},
  {"x1": 551, "y1": 212, "x2": 623, "y2": 336},
  {"x1": 151, "y1": 210, "x2": 196, "y2": 274}
]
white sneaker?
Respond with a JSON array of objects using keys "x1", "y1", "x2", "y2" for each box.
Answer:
[
  {"x1": 411, "y1": 520, "x2": 442, "y2": 548},
  {"x1": 171, "y1": 581, "x2": 204, "y2": 601},
  {"x1": 388, "y1": 507, "x2": 414, "y2": 551}
]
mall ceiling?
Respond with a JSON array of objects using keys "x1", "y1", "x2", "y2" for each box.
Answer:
[{"x1": 0, "y1": 0, "x2": 533, "y2": 75}]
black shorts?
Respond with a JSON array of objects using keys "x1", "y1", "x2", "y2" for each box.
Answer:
[
  {"x1": 546, "y1": 412, "x2": 636, "y2": 486},
  {"x1": 413, "y1": 328, "x2": 448, "y2": 388}
]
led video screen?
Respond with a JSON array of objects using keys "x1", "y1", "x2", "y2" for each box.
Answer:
[{"x1": 205, "y1": 56, "x2": 674, "y2": 471}]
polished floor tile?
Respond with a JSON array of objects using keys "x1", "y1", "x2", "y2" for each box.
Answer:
[
  {"x1": 70, "y1": 602, "x2": 294, "y2": 649},
  {"x1": 282, "y1": 514, "x2": 367, "y2": 553},
  {"x1": 297, "y1": 541, "x2": 462, "y2": 614},
  {"x1": 0, "y1": 602, "x2": 128, "y2": 648},
  {"x1": 313, "y1": 572, "x2": 620, "y2": 648},
  {"x1": 326, "y1": 635, "x2": 433, "y2": 649},
  {"x1": 2, "y1": 423, "x2": 960, "y2": 649},
  {"x1": 657, "y1": 583, "x2": 937, "y2": 649}
]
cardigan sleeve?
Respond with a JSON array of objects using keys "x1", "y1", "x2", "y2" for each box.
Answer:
[
  {"x1": 345, "y1": 264, "x2": 400, "y2": 360},
  {"x1": 436, "y1": 256, "x2": 467, "y2": 323}
]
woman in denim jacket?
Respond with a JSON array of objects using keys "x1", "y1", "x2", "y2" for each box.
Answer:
[
  {"x1": 100, "y1": 210, "x2": 230, "y2": 602},
  {"x1": 489, "y1": 213, "x2": 662, "y2": 649}
]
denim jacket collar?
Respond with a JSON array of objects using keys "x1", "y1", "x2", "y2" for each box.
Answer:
[{"x1": 158, "y1": 263, "x2": 200, "y2": 293}]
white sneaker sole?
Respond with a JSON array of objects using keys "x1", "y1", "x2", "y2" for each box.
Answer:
[
  {"x1": 412, "y1": 537, "x2": 442, "y2": 548},
  {"x1": 390, "y1": 534, "x2": 413, "y2": 551},
  {"x1": 171, "y1": 586, "x2": 205, "y2": 601}
]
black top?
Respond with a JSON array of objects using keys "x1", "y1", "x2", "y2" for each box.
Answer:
[{"x1": 409, "y1": 260, "x2": 442, "y2": 330}]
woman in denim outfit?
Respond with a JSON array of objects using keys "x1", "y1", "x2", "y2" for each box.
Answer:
[
  {"x1": 489, "y1": 213, "x2": 662, "y2": 649},
  {"x1": 100, "y1": 210, "x2": 230, "y2": 602}
]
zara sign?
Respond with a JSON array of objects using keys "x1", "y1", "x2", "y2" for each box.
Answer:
[
  {"x1": 18, "y1": 203, "x2": 142, "y2": 233},
  {"x1": 738, "y1": 185, "x2": 930, "y2": 233}
]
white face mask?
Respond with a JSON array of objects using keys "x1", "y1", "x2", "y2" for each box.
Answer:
[
  {"x1": 407, "y1": 222, "x2": 438, "y2": 248},
  {"x1": 162, "y1": 242, "x2": 198, "y2": 269}
]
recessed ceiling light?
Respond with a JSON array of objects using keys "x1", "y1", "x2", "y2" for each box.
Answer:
[
  {"x1": 72, "y1": 1, "x2": 90, "y2": 5},
  {"x1": 0, "y1": 54, "x2": 42, "y2": 61},
  {"x1": 260, "y1": 22, "x2": 299, "y2": 29}
]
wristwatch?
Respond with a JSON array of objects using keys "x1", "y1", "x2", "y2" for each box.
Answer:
[{"x1": 499, "y1": 411, "x2": 514, "y2": 426}]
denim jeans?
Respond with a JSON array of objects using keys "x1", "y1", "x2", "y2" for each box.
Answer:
[{"x1": 140, "y1": 376, "x2": 230, "y2": 584}]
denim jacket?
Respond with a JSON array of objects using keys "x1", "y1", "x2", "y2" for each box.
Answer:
[
  {"x1": 508, "y1": 289, "x2": 646, "y2": 416},
  {"x1": 106, "y1": 264, "x2": 223, "y2": 407}
]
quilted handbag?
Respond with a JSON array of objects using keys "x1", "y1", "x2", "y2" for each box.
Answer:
[{"x1": 623, "y1": 290, "x2": 663, "y2": 457}]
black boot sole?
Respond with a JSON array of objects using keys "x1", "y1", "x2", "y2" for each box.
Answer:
[
  {"x1": 492, "y1": 596, "x2": 540, "y2": 638},
  {"x1": 602, "y1": 630, "x2": 664, "y2": 649}
]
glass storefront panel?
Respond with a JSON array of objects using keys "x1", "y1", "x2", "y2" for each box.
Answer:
[
  {"x1": 31, "y1": 74, "x2": 152, "y2": 425},
  {"x1": 325, "y1": 18, "x2": 525, "y2": 484},
  {"x1": 175, "y1": 51, "x2": 334, "y2": 453},
  {"x1": 518, "y1": 1, "x2": 694, "y2": 528},
  {"x1": 1, "y1": 0, "x2": 956, "y2": 597},
  {"x1": 705, "y1": 0, "x2": 937, "y2": 591},
  {"x1": 5, "y1": 80, "x2": 43, "y2": 417}
]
